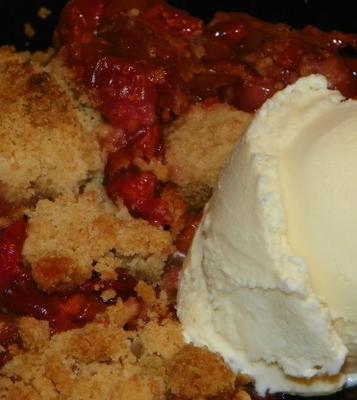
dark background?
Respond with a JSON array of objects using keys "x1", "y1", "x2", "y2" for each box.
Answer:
[
  {"x1": 0, "y1": 0, "x2": 356, "y2": 399},
  {"x1": 0, "y1": 0, "x2": 357, "y2": 50}
]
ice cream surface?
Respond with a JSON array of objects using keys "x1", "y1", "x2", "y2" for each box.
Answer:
[{"x1": 177, "y1": 75, "x2": 357, "y2": 395}]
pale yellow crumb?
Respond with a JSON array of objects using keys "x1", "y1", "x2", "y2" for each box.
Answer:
[
  {"x1": 101, "y1": 289, "x2": 117, "y2": 302},
  {"x1": 24, "y1": 23, "x2": 35, "y2": 38},
  {"x1": 38, "y1": 7, "x2": 52, "y2": 19}
]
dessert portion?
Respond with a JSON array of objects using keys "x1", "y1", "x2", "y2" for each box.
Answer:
[
  {"x1": 178, "y1": 75, "x2": 357, "y2": 395},
  {"x1": 1, "y1": 0, "x2": 357, "y2": 399}
]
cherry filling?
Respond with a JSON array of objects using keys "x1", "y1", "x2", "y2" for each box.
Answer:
[
  {"x1": 106, "y1": 169, "x2": 171, "y2": 226},
  {"x1": 0, "y1": 219, "x2": 26, "y2": 292}
]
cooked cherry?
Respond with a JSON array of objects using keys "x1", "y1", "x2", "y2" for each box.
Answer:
[
  {"x1": 0, "y1": 219, "x2": 27, "y2": 292},
  {"x1": 106, "y1": 170, "x2": 171, "y2": 226}
]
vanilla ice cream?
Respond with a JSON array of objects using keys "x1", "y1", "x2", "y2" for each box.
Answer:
[{"x1": 177, "y1": 75, "x2": 357, "y2": 395}]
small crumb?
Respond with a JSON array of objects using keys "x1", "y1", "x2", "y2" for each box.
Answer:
[
  {"x1": 134, "y1": 158, "x2": 169, "y2": 181},
  {"x1": 24, "y1": 23, "x2": 35, "y2": 39},
  {"x1": 38, "y1": 6, "x2": 52, "y2": 19},
  {"x1": 100, "y1": 289, "x2": 117, "y2": 302},
  {"x1": 31, "y1": 48, "x2": 55, "y2": 64},
  {"x1": 135, "y1": 280, "x2": 156, "y2": 305},
  {"x1": 127, "y1": 8, "x2": 140, "y2": 17}
]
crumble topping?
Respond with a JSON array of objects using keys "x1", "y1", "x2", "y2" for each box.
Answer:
[
  {"x1": 24, "y1": 189, "x2": 173, "y2": 291},
  {"x1": 0, "y1": 48, "x2": 103, "y2": 203},
  {"x1": 165, "y1": 103, "x2": 253, "y2": 209}
]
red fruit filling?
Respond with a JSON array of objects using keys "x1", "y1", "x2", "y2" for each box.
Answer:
[
  {"x1": 0, "y1": 219, "x2": 26, "y2": 292},
  {"x1": 106, "y1": 169, "x2": 171, "y2": 226},
  {"x1": 57, "y1": 0, "x2": 105, "y2": 44},
  {"x1": 140, "y1": 3, "x2": 203, "y2": 37}
]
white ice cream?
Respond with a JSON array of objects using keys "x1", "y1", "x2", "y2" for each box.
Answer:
[{"x1": 177, "y1": 75, "x2": 357, "y2": 395}]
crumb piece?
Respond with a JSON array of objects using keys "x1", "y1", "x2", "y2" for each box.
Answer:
[
  {"x1": 24, "y1": 23, "x2": 35, "y2": 38},
  {"x1": 134, "y1": 158, "x2": 169, "y2": 181},
  {"x1": 93, "y1": 252, "x2": 120, "y2": 280},
  {"x1": 31, "y1": 48, "x2": 55, "y2": 64},
  {"x1": 100, "y1": 289, "x2": 117, "y2": 302},
  {"x1": 165, "y1": 102, "x2": 252, "y2": 209},
  {"x1": 17, "y1": 317, "x2": 50, "y2": 352},
  {"x1": 23, "y1": 190, "x2": 173, "y2": 291},
  {"x1": 31, "y1": 257, "x2": 80, "y2": 292},
  {"x1": 140, "y1": 319, "x2": 183, "y2": 360},
  {"x1": 135, "y1": 281, "x2": 156, "y2": 305},
  {"x1": 38, "y1": 7, "x2": 52, "y2": 19},
  {"x1": 168, "y1": 345, "x2": 236, "y2": 397},
  {"x1": 236, "y1": 374, "x2": 254, "y2": 386},
  {"x1": 159, "y1": 185, "x2": 187, "y2": 236},
  {"x1": 103, "y1": 299, "x2": 141, "y2": 328},
  {"x1": 63, "y1": 323, "x2": 134, "y2": 364}
]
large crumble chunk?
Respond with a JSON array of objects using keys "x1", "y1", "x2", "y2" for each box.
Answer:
[
  {"x1": 23, "y1": 189, "x2": 173, "y2": 291},
  {"x1": 165, "y1": 102, "x2": 252, "y2": 209},
  {"x1": 168, "y1": 345, "x2": 236, "y2": 398},
  {"x1": 0, "y1": 47, "x2": 103, "y2": 203}
]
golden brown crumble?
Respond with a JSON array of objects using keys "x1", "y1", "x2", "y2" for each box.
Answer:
[
  {"x1": 0, "y1": 47, "x2": 103, "y2": 203},
  {"x1": 24, "y1": 23, "x2": 35, "y2": 39},
  {"x1": 23, "y1": 189, "x2": 173, "y2": 290},
  {"x1": 37, "y1": 7, "x2": 52, "y2": 20},
  {"x1": 168, "y1": 345, "x2": 236, "y2": 398},
  {"x1": 164, "y1": 103, "x2": 252, "y2": 209}
]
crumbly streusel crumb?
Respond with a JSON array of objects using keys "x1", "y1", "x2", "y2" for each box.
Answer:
[
  {"x1": 164, "y1": 102, "x2": 252, "y2": 209},
  {"x1": 168, "y1": 345, "x2": 236, "y2": 397},
  {"x1": 0, "y1": 298, "x2": 182, "y2": 400},
  {"x1": 23, "y1": 189, "x2": 173, "y2": 291},
  {"x1": 0, "y1": 47, "x2": 103, "y2": 203}
]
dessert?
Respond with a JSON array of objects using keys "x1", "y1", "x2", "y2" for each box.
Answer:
[
  {"x1": 0, "y1": 1, "x2": 357, "y2": 399},
  {"x1": 178, "y1": 75, "x2": 357, "y2": 395}
]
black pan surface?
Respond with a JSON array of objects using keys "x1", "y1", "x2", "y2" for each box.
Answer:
[
  {"x1": 1, "y1": 0, "x2": 357, "y2": 50},
  {"x1": 0, "y1": 1, "x2": 356, "y2": 399}
]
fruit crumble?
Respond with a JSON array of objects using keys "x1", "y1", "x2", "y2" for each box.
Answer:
[{"x1": 1, "y1": 0, "x2": 357, "y2": 399}]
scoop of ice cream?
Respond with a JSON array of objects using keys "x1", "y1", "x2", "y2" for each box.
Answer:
[{"x1": 177, "y1": 75, "x2": 357, "y2": 395}]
